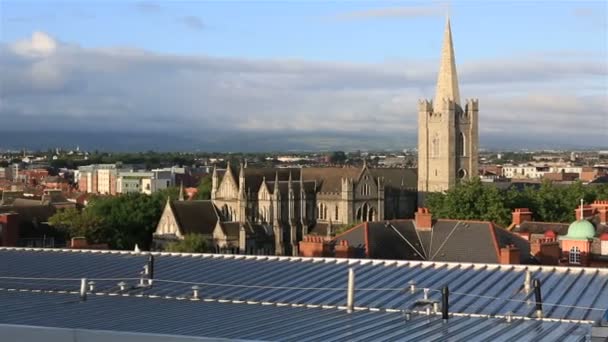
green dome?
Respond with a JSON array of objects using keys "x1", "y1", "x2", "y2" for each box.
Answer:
[{"x1": 562, "y1": 220, "x2": 596, "y2": 240}]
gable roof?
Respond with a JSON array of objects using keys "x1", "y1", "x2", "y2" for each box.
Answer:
[
  {"x1": 332, "y1": 219, "x2": 531, "y2": 264},
  {"x1": 170, "y1": 200, "x2": 219, "y2": 235}
]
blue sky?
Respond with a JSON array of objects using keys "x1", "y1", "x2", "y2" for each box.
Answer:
[
  {"x1": 0, "y1": 1, "x2": 607, "y2": 150},
  {"x1": 3, "y1": 1, "x2": 605, "y2": 61}
]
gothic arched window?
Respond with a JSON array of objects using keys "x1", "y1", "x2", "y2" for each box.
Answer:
[
  {"x1": 335, "y1": 205, "x2": 339, "y2": 221},
  {"x1": 569, "y1": 246, "x2": 581, "y2": 264},
  {"x1": 431, "y1": 134, "x2": 440, "y2": 158},
  {"x1": 457, "y1": 132, "x2": 466, "y2": 157},
  {"x1": 361, "y1": 203, "x2": 369, "y2": 221}
]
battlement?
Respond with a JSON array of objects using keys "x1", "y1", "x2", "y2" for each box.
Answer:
[
  {"x1": 418, "y1": 99, "x2": 433, "y2": 112},
  {"x1": 465, "y1": 98, "x2": 479, "y2": 112}
]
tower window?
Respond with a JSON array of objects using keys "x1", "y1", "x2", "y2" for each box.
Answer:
[
  {"x1": 431, "y1": 135, "x2": 440, "y2": 158},
  {"x1": 457, "y1": 169, "x2": 467, "y2": 179},
  {"x1": 457, "y1": 132, "x2": 466, "y2": 157}
]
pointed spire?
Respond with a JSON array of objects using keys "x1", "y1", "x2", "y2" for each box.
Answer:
[
  {"x1": 434, "y1": 16, "x2": 460, "y2": 113},
  {"x1": 178, "y1": 181, "x2": 184, "y2": 201},
  {"x1": 580, "y1": 198, "x2": 584, "y2": 220}
]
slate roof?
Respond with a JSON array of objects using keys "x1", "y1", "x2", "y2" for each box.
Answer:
[
  {"x1": 301, "y1": 167, "x2": 360, "y2": 193},
  {"x1": 514, "y1": 221, "x2": 570, "y2": 235},
  {"x1": 334, "y1": 219, "x2": 530, "y2": 264},
  {"x1": 170, "y1": 200, "x2": 219, "y2": 235},
  {"x1": 0, "y1": 247, "x2": 606, "y2": 325},
  {"x1": 371, "y1": 168, "x2": 418, "y2": 190}
]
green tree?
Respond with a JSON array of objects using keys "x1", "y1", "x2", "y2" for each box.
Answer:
[
  {"x1": 427, "y1": 178, "x2": 515, "y2": 227},
  {"x1": 329, "y1": 151, "x2": 347, "y2": 164},
  {"x1": 195, "y1": 175, "x2": 213, "y2": 200},
  {"x1": 48, "y1": 208, "x2": 106, "y2": 243},
  {"x1": 166, "y1": 234, "x2": 208, "y2": 253}
]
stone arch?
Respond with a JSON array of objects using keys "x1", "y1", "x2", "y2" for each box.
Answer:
[
  {"x1": 431, "y1": 134, "x2": 440, "y2": 158},
  {"x1": 457, "y1": 132, "x2": 465, "y2": 157}
]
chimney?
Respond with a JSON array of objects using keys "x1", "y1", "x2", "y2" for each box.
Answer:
[
  {"x1": 334, "y1": 240, "x2": 355, "y2": 258},
  {"x1": 415, "y1": 208, "x2": 432, "y2": 230},
  {"x1": 599, "y1": 208, "x2": 607, "y2": 225},
  {"x1": 512, "y1": 208, "x2": 532, "y2": 226},
  {"x1": 499, "y1": 244, "x2": 520, "y2": 264},
  {"x1": 298, "y1": 236, "x2": 330, "y2": 257},
  {"x1": 0, "y1": 213, "x2": 19, "y2": 247},
  {"x1": 591, "y1": 200, "x2": 608, "y2": 224}
]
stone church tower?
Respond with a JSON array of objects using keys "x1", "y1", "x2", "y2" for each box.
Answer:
[{"x1": 417, "y1": 18, "x2": 479, "y2": 206}]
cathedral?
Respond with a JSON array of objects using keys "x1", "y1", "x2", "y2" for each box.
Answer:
[
  {"x1": 417, "y1": 18, "x2": 479, "y2": 205},
  {"x1": 210, "y1": 163, "x2": 417, "y2": 255},
  {"x1": 154, "y1": 18, "x2": 478, "y2": 256}
]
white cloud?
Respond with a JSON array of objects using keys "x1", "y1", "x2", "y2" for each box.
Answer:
[
  {"x1": 11, "y1": 31, "x2": 57, "y2": 58},
  {"x1": 0, "y1": 31, "x2": 606, "y2": 148}
]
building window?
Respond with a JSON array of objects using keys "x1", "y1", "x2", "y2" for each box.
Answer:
[
  {"x1": 457, "y1": 132, "x2": 465, "y2": 157},
  {"x1": 335, "y1": 205, "x2": 339, "y2": 221},
  {"x1": 431, "y1": 135, "x2": 440, "y2": 158},
  {"x1": 569, "y1": 246, "x2": 581, "y2": 264},
  {"x1": 601, "y1": 241, "x2": 608, "y2": 256}
]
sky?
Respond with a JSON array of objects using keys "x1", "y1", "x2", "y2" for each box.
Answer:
[{"x1": 0, "y1": 0, "x2": 607, "y2": 151}]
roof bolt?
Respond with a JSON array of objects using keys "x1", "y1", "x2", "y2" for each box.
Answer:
[
  {"x1": 404, "y1": 310, "x2": 412, "y2": 321},
  {"x1": 87, "y1": 281, "x2": 96, "y2": 292},
  {"x1": 118, "y1": 281, "x2": 127, "y2": 291},
  {"x1": 423, "y1": 288, "x2": 429, "y2": 300},
  {"x1": 506, "y1": 312, "x2": 513, "y2": 323},
  {"x1": 408, "y1": 280, "x2": 416, "y2": 294},
  {"x1": 433, "y1": 302, "x2": 440, "y2": 314},
  {"x1": 192, "y1": 285, "x2": 200, "y2": 300},
  {"x1": 426, "y1": 307, "x2": 431, "y2": 316}
]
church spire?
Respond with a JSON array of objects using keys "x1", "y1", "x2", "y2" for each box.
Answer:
[{"x1": 433, "y1": 16, "x2": 460, "y2": 113}]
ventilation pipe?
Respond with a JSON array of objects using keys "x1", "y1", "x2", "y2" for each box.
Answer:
[
  {"x1": 147, "y1": 255, "x2": 155, "y2": 286},
  {"x1": 79, "y1": 278, "x2": 87, "y2": 301},
  {"x1": 442, "y1": 286, "x2": 449, "y2": 320},
  {"x1": 346, "y1": 268, "x2": 355, "y2": 313},
  {"x1": 534, "y1": 279, "x2": 543, "y2": 318},
  {"x1": 524, "y1": 270, "x2": 531, "y2": 293}
]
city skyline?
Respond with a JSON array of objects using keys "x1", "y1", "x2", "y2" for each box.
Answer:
[{"x1": 1, "y1": 0, "x2": 607, "y2": 151}]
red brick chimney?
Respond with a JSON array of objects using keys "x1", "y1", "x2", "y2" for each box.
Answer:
[
  {"x1": 512, "y1": 208, "x2": 532, "y2": 226},
  {"x1": 0, "y1": 213, "x2": 19, "y2": 247},
  {"x1": 591, "y1": 200, "x2": 608, "y2": 224},
  {"x1": 334, "y1": 240, "x2": 355, "y2": 258},
  {"x1": 415, "y1": 207, "x2": 432, "y2": 230},
  {"x1": 299, "y1": 236, "x2": 330, "y2": 257},
  {"x1": 530, "y1": 238, "x2": 560, "y2": 265},
  {"x1": 499, "y1": 244, "x2": 520, "y2": 264}
]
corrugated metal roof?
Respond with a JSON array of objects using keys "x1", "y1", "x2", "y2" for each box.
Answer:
[
  {"x1": 0, "y1": 291, "x2": 591, "y2": 342},
  {"x1": 0, "y1": 247, "x2": 607, "y2": 325}
]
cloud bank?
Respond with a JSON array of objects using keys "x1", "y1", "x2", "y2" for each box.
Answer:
[{"x1": 0, "y1": 32, "x2": 606, "y2": 150}]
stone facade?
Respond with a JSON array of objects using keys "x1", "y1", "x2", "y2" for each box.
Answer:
[
  {"x1": 417, "y1": 18, "x2": 479, "y2": 205},
  {"x1": 211, "y1": 163, "x2": 417, "y2": 256}
]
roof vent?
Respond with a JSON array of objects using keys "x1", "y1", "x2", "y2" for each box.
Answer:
[
  {"x1": 191, "y1": 285, "x2": 200, "y2": 300},
  {"x1": 117, "y1": 281, "x2": 128, "y2": 291}
]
